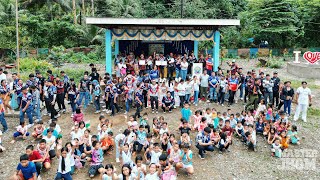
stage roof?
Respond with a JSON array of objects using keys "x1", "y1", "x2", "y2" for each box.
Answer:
[{"x1": 85, "y1": 18, "x2": 240, "y2": 30}]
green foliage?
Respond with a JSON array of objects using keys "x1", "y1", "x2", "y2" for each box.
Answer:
[
  {"x1": 257, "y1": 58, "x2": 284, "y2": 68},
  {"x1": 65, "y1": 51, "x2": 101, "y2": 63},
  {"x1": 19, "y1": 57, "x2": 54, "y2": 74}
]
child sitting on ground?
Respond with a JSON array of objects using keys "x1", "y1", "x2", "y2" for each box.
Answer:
[
  {"x1": 32, "y1": 121, "x2": 44, "y2": 139},
  {"x1": 11, "y1": 121, "x2": 29, "y2": 144},
  {"x1": 192, "y1": 110, "x2": 202, "y2": 131},
  {"x1": 256, "y1": 118, "x2": 264, "y2": 134},
  {"x1": 140, "y1": 113, "x2": 151, "y2": 133},
  {"x1": 287, "y1": 125, "x2": 300, "y2": 145},
  {"x1": 89, "y1": 141, "x2": 105, "y2": 178},
  {"x1": 271, "y1": 138, "x2": 282, "y2": 158},
  {"x1": 101, "y1": 131, "x2": 114, "y2": 155},
  {"x1": 73, "y1": 108, "x2": 84, "y2": 124}
]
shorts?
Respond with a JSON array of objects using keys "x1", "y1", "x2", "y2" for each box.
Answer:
[
  {"x1": 43, "y1": 158, "x2": 51, "y2": 164},
  {"x1": 13, "y1": 132, "x2": 30, "y2": 138},
  {"x1": 182, "y1": 163, "x2": 193, "y2": 169},
  {"x1": 88, "y1": 164, "x2": 104, "y2": 176}
]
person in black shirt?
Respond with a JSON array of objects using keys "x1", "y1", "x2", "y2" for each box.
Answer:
[
  {"x1": 272, "y1": 71, "x2": 281, "y2": 107},
  {"x1": 36, "y1": 72, "x2": 45, "y2": 102},
  {"x1": 77, "y1": 75, "x2": 90, "y2": 109},
  {"x1": 90, "y1": 68, "x2": 100, "y2": 82},
  {"x1": 179, "y1": 120, "x2": 191, "y2": 135}
]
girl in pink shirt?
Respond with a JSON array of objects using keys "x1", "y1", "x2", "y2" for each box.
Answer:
[
  {"x1": 192, "y1": 110, "x2": 202, "y2": 131},
  {"x1": 245, "y1": 110, "x2": 254, "y2": 125}
]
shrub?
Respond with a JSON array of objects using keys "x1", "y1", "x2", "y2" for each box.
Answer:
[{"x1": 19, "y1": 57, "x2": 54, "y2": 73}]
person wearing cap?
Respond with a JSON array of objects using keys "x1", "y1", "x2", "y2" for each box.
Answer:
[
  {"x1": 217, "y1": 75, "x2": 228, "y2": 106},
  {"x1": 55, "y1": 77, "x2": 66, "y2": 113},
  {"x1": 272, "y1": 71, "x2": 281, "y2": 107},
  {"x1": 20, "y1": 86, "x2": 34, "y2": 127},
  {"x1": 92, "y1": 80, "x2": 101, "y2": 114},
  {"x1": 60, "y1": 71, "x2": 70, "y2": 95},
  {"x1": 67, "y1": 78, "x2": 77, "y2": 117},
  {"x1": 36, "y1": 72, "x2": 45, "y2": 102},
  {"x1": 263, "y1": 74, "x2": 274, "y2": 105},
  {"x1": 30, "y1": 85, "x2": 41, "y2": 122},
  {"x1": 148, "y1": 79, "x2": 159, "y2": 114},
  {"x1": 45, "y1": 80, "x2": 59, "y2": 120},
  {"x1": 294, "y1": 81, "x2": 312, "y2": 122},
  {"x1": 77, "y1": 74, "x2": 90, "y2": 109},
  {"x1": 0, "y1": 68, "x2": 6, "y2": 83},
  {"x1": 208, "y1": 71, "x2": 219, "y2": 103}
]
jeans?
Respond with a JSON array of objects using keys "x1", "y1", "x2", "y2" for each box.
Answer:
[
  {"x1": 0, "y1": 112, "x2": 8, "y2": 131},
  {"x1": 55, "y1": 172, "x2": 72, "y2": 180},
  {"x1": 196, "y1": 144, "x2": 214, "y2": 157},
  {"x1": 179, "y1": 95, "x2": 185, "y2": 107},
  {"x1": 110, "y1": 100, "x2": 119, "y2": 116},
  {"x1": 135, "y1": 103, "x2": 142, "y2": 118},
  {"x1": 46, "y1": 99, "x2": 57, "y2": 119},
  {"x1": 175, "y1": 69, "x2": 181, "y2": 79},
  {"x1": 35, "y1": 162, "x2": 42, "y2": 176},
  {"x1": 218, "y1": 90, "x2": 225, "y2": 104},
  {"x1": 94, "y1": 96, "x2": 100, "y2": 111},
  {"x1": 185, "y1": 94, "x2": 191, "y2": 103},
  {"x1": 57, "y1": 93, "x2": 66, "y2": 110},
  {"x1": 32, "y1": 100, "x2": 41, "y2": 120},
  {"x1": 150, "y1": 96, "x2": 158, "y2": 110},
  {"x1": 125, "y1": 99, "x2": 132, "y2": 112},
  {"x1": 69, "y1": 99, "x2": 76, "y2": 113},
  {"x1": 284, "y1": 100, "x2": 292, "y2": 115},
  {"x1": 228, "y1": 90, "x2": 236, "y2": 105},
  {"x1": 194, "y1": 91, "x2": 199, "y2": 104},
  {"x1": 20, "y1": 106, "x2": 33, "y2": 124},
  {"x1": 77, "y1": 91, "x2": 89, "y2": 109},
  {"x1": 264, "y1": 92, "x2": 273, "y2": 105},
  {"x1": 239, "y1": 84, "x2": 245, "y2": 99},
  {"x1": 209, "y1": 87, "x2": 217, "y2": 101},
  {"x1": 181, "y1": 70, "x2": 187, "y2": 81}
]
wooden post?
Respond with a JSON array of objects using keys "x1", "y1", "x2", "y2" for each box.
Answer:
[
  {"x1": 15, "y1": 0, "x2": 20, "y2": 75},
  {"x1": 72, "y1": 0, "x2": 76, "y2": 24}
]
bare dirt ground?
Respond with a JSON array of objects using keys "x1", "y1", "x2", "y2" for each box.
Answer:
[{"x1": 0, "y1": 59, "x2": 319, "y2": 180}]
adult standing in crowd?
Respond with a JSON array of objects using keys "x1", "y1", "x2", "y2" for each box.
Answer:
[
  {"x1": 294, "y1": 81, "x2": 312, "y2": 122},
  {"x1": 272, "y1": 71, "x2": 280, "y2": 108}
]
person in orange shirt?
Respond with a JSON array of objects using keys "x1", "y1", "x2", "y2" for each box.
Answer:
[
  {"x1": 101, "y1": 131, "x2": 114, "y2": 155},
  {"x1": 279, "y1": 131, "x2": 289, "y2": 150}
]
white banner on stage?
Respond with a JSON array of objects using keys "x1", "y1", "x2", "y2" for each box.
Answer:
[{"x1": 192, "y1": 63, "x2": 203, "y2": 78}]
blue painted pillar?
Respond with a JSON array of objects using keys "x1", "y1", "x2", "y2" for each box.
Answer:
[
  {"x1": 194, "y1": 41, "x2": 199, "y2": 59},
  {"x1": 114, "y1": 39, "x2": 119, "y2": 57},
  {"x1": 213, "y1": 30, "x2": 220, "y2": 72},
  {"x1": 105, "y1": 29, "x2": 112, "y2": 74}
]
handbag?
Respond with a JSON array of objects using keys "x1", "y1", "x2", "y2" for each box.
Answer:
[{"x1": 10, "y1": 93, "x2": 19, "y2": 110}]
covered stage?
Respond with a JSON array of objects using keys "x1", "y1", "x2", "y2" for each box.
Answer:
[{"x1": 85, "y1": 18, "x2": 240, "y2": 74}]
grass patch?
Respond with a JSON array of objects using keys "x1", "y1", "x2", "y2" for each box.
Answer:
[{"x1": 308, "y1": 107, "x2": 320, "y2": 117}]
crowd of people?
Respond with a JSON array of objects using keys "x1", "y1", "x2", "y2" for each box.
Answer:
[{"x1": 0, "y1": 51, "x2": 313, "y2": 180}]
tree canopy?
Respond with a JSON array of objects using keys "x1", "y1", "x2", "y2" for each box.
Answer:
[{"x1": 0, "y1": 0, "x2": 319, "y2": 50}]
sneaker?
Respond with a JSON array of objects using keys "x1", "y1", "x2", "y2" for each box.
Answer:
[
  {"x1": 94, "y1": 110, "x2": 101, "y2": 114},
  {"x1": 169, "y1": 110, "x2": 172, "y2": 113},
  {"x1": 3, "y1": 129, "x2": 8, "y2": 134},
  {"x1": 198, "y1": 154, "x2": 204, "y2": 160},
  {"x1": 54, "y1": 114, "x2": 61, "y2": 118},
  {"x1": 27, "y1": 123, "x2": 34, "y2": 128},
  {"x1": 48, "y1": 113, "x2": 51, "y2": 117},
  {"x1": 102, "y1": 109, "x2": 107, "y2": 112},
  {"x1": 156, "y1": 111, "x2": 158, "y2": 114},
  {"x1": 124, "y1": 111, "x2": 127, "y2": 115},
  {"x1": 116, "y1": 158, "x2": 120, "y2": 163},
  {"x1": 152, "y1": 110, "x2": 155, "y2": 114},
  {"x1": 206, "y1": 100, "x2": 210, "y2": 103},
  {"x1": 163, "y1": 111, "x2": 166, "y2": 113},
  {"x1": 146, "y1": 107, "x2": 149, "y2": 109},
  {"x1": 61, "y1": 109, "x2": 66, "y2": 113},
  {"x1": 221, "y1": 104, "x2": 224, "y2": 107},
  {"x1": 71, "y1": 114, "x2": 74, "y2": 118},
  {"x1": 195, "y1": 104, "x2": 198, "y2": 106},
  {"x1": 219, "y1": 151, "x2": 222, "y2": 154}
]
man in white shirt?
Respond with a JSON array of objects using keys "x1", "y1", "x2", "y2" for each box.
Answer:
[
  {"x1": 200, "y1": 70, "x2": 209, "y2": 102},
  {"x1": 0, "y1": 69, "x2": 6, "y2": 82},
  {"x1": 294, "y1": 81, "x2": 312, "y2": 122}
]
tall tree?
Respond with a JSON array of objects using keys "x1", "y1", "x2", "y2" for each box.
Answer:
[{"x1": 251, "y1": 0, "x2": 303, "y2": 48}]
